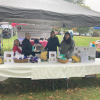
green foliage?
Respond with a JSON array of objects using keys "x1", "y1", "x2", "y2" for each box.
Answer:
[
  {"x1": 52, "y1": 28, "x2": 61, "y2": 32},
  {"x1": 52, "y1": 28, "x2": 72, "y2": 34},
  {"x1": 65, "y1": 0, "x2": 84, "y2": 4},
  {"x1": 93, "y1": 29, "x2": 100, "y2": 37},
  {"x1": 79, "y1": 4, "x2": 90, "y2": 9},
  {"x1": 77, "y1": 27, "x2": 90, "y2": 34},
  {"x1": 65, "y1": 0, "x2": 90, "y2": 10},
  {"x1": 93, "y1": 32, "x2": 99, "y2": 37}
]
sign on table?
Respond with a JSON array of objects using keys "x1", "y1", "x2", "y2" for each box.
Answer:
[
  {"x1": 49, "y1": 51, "x2": 57, "y2": 62},
  {"x1": 4, "y1": 51, "x2": 13, "y2": 64},
  {"x1": 74, "y1": 46, "x2": 96, "y2": 62}
]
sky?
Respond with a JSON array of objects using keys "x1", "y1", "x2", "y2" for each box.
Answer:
[{"x1": 85, "y1": 0, "x2": 100, "y2": 12}]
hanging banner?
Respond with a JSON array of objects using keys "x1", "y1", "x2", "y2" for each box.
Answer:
[{"x1": 16, "y1": 25, "x2": 52, "y2": 38}]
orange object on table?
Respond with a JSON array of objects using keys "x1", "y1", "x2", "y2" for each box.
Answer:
[{"x1": 92, "y1": 41, "x2": 96, "y2": 44}]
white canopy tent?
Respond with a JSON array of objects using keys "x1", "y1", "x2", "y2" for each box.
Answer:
[
  {"x1": 0, "y1": 0, "x2": 100, "y2": 82},
  {"x1": 0, "y1": 0, "x2": 100, "y2": 28}
]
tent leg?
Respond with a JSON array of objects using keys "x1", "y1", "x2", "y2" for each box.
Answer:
[
  {"x1": 46, "y1": 80, "x2": 47, "y2": 85},
  {"x1": 52, "y1": 80, "x2": 54, "y2": 91},
  {"x1": 64, "y1": 78, "x2": 68, "y2": 90},
  {"x1": 66, "y1": 79, "x2": 68, "y2": 90},
  {"x1": 29, "y1": 78, "x2": 32, "y2": 87}
]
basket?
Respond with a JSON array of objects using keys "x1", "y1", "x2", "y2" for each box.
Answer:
[
  {"x1": 14, "y1": 59, "x2": 28, "y2": 63},
  {"x1": 57, "y1": 58, "x2": 69, "y2": 64}
]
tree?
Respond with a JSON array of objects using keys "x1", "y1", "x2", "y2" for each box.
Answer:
[
  {"x1": 77, "y1": 27, "x2": 90, "y2": 34},
  {"x1": 65, "y1": 0, "x2": 90, "y2": 9},
  {"x1": 79, "y1": 4, "x2": 90, "y2": 9},
  {"x1": 93, "y1": 32, "x2": 99, "y2": 37},
  {"x1": 65, "y1": 0, "x2": 84, "y2": 4},
  {"x1": 72, "y1": 27, "x2": 77, "y2": 32},
  {"x1": 93, "y1": 29, "x2": 100, "y2": 37}
]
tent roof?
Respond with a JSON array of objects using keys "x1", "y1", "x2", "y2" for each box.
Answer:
[{"x1": 0, "y1": 0, "x2": 100, "y2": 28}]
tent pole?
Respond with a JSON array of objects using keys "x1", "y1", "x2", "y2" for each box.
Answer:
[
  {"x1": 0, "y1": 26, "x2": 1, "y2": 56},
  {"x1": 88, "y1": 28, "x2": 94, "y2": 47},
  {"x1": 12, "y1": 27, "x2": 13, "y2": 49},
  {"x1": 7, "y1": 24, "x2": 9, "y2": 51},
  {"x1": 1, "y1": 27, "x2": 3, "y2": 51},
  {"x1": 61, "y1": 28, "x2": 62, "y2": 42}
]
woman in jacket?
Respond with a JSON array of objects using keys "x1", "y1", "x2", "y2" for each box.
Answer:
[
  {"x1": 45, "y1": 31, "x2": 60, "y2": 52},
  {"x1": 13, "y1": 39, "x2": 22, "y2": 55},
  {"x1": 60, "y1": 32, "x2": 75, "y2": 58}
]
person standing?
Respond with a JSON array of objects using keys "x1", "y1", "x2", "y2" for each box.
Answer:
[
  {"x1": 60, "y1": 32, "x2": 75, "y2": 58},
  {"x1": 22, "y1": 33, "x2": 35, "y2": 56},
  {"x1": 70, "y1": 32, "x2": 73, "y2": 39},
  {"x1": 45, "y1": 31, "x2": 60, "y2": 52}
]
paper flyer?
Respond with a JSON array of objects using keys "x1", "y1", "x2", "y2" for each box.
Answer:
[
  {"x1": 88, "y1": 47, "x2": 96, "y2": 62},
  {"x1": 81, "y1": 50, "x2": 89, "y2": 62},
  {"x1": 74, "y1": 46, "x2": 96, "y2": 62},
  {"x1": 4, "y1": 51, "x2": 13, "y2": 64},
  {"x1": 49, "y1": 51, "x2": 57, "y2": 63}
]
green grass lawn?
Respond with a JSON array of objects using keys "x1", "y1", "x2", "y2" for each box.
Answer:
[
  {"x1": 1, "y1": 77, "x2": 100, "y2": 100},
  {"x1": 57, "y1": 35, "x2": 100, "y2": 47},
  {"x1": 0, "y1": 35, "x2": 100, "y2": 100},
  {"x1": 1, "y1": 35, "x2": 17, "y2": 51}
]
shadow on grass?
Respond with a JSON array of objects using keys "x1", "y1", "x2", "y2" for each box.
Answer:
[{"x1": 0, "y1": 77, "x2": 100, "y2": 95}]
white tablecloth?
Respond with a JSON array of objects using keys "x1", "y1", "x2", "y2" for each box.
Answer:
[
  {"x1": 0, "y1": 59, "x2": 100, "y2": 81},
  {"x1": 0, "y1": 76, "x2": 8, "y2": 82}
]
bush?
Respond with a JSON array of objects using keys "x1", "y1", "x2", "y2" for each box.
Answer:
[{"x1": 92, "y1": 32, "x2": 99, "y2": 37}]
